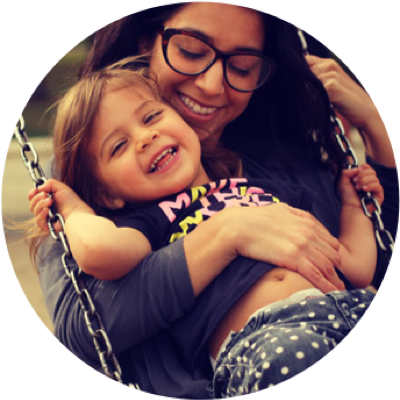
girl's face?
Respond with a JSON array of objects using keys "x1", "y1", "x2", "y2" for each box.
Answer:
[
  {"x1": 88, "y1": 84, "x2": 208, "y2": 208},
  {"x1": 149, "y1": 3, "x2": 265, "y2": 142}
]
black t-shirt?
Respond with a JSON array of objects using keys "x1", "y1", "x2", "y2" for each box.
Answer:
[
  {"x1": 116, "y1": 177, "x2": 315, "y2": 368},
  {"x1": 117, "y1": 178, "x2": 313, "y2": 250}
]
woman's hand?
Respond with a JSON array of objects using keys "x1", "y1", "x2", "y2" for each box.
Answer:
[
  {"x1": 306, "y1": 55, "x2": 375, "y2": 129},
  {"x1": 28, "y1": 178, "x2": 92, "y2": 233},
  {"x1": 306, "y1": 55, "x2": 395, "y2": 167},
  {"x1": 223, "y1": 203, "x2": 345, "y2": 293}
]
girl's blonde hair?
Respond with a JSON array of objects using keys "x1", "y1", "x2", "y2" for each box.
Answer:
[
  {"x1": 29, "y1": 56, "x2": 241, "y2": 262},
  {"x1": 28, "y1": 57, "x2": 160, "y2": 262},
  {"x1": 53, "y1": 56, "x2": 161, "y2": 215}
]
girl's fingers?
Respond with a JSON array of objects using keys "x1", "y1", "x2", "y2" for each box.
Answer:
[
  {"x1": 362, "y1": 182, "x2": 384, "y2": 203},
  {"x1": 28, "y1": 188, "x2": 39, "y2": 201},
  {"x1": 356, "y1": 176, "x2": 379, "y2": 190},
  {"x1": 29, "y1": 192, "x2": 46, "y2": 213},
  {"x1": 36, "y1": 208, "x2": 50, "y2": 232},
  {"x1": 33, "y1": 196, "x2": 53, "y2": 218},
  {"x1": 363, "y1": 182, "x2": 382, "y2": 193}
]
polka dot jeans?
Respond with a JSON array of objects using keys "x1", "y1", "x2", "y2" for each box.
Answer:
[{"x1": 211, "y1": 288, "x2": 374, "y2": 397}]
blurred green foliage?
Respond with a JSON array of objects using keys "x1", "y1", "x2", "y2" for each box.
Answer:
[{"x1": 21, "y1": 37, "x2": 93, "y2": 137}]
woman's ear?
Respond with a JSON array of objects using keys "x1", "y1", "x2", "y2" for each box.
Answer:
[
  {"x1": 138, "y1": 35, "x2": 152, "y2": 54},
  {"x1": 99, "y1": 192, "x2": 126, "y2": 210}
]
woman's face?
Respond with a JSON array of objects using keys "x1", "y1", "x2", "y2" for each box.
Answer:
[{"x1": 149, "y1": 3, "x2": 265, "y2": 142}]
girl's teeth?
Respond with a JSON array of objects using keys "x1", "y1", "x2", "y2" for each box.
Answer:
[
  {"x1": 150, "y1": 148, "x2": 177, "y2": 172},
  {"x1": 155, "y1": 153, "x2": 176, "y2": 171}
]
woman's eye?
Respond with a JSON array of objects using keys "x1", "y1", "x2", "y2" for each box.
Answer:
[
  {"x1": 144, "y1": 110, "x2": 163, "y2": 124},
  {"x1": 178, "y1": 47, "x2": 206, "y2": 60},
  {"x1": 111, "y1": 141, "x2": 126, "y2": 157},
  {"x1": 228, "y1": 63, "x2": 250, "y2": 77}
]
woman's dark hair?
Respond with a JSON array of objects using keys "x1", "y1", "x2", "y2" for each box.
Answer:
[
  {"x1": 223, "y1": 13, "x2": 346, "y2": 174},
  {"x1": 79, "y1": 3, "x2": 346, "y2": 174},
  {"x1": 79, "y1": 4, "x2": 185, "y2": 78}
]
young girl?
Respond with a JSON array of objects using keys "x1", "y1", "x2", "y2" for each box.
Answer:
[{"x1": 29, "y1": 61, "x2": 381, "y2": 394}]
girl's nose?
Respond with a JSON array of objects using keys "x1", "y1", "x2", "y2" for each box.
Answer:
[
  {"x1": 136, "y1": 130, "x2": 159, "y2": 152},
  {"x1": 194, "y1": 60, "x2": 225, "y2": 96}
]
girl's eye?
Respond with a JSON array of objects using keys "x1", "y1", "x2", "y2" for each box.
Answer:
[
  {"x1": 144, "y1": 110, "x2": 163, "y2": 124},
  {"x1": 111, "y1": 141, "x2": 126, "y2": 157}
]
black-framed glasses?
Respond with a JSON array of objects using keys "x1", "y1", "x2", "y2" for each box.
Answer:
[{"x1": 159, "y1": 28, "x2": 276, "y2": 93}]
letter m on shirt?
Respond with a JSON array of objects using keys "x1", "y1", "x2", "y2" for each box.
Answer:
[{"x1": 159, "y1": 193, "x2": 192, "y2": 223}]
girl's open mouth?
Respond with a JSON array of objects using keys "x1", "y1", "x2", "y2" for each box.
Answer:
[{"x1": 149, "y1": 146, "x2": 178, "y2": 173}]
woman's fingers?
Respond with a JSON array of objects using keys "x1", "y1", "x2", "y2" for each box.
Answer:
[
  {"x1": 296, "y1": 260, "x2": 340, "y2": 294},
  {"x1": 305, "y1": 55, "x2": 375, "y2": 128},
  {"x1": 305, "y1": 248, "x2": 345, "y2": 291},
  {"x1": 283, "y1": 207, "x2": 344, "y2": 290},
  {"x1": 240, "y1": 204, "x2": 345, "y2": 291}
]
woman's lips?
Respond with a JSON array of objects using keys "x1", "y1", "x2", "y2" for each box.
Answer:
[
  {"x1": 177, "y1": 93, "x2": 220, "y2": 125},
  {"x1": 178, "y1": 93, "x2": 218, "y2": 117}
]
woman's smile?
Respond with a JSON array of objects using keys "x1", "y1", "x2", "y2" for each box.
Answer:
[
  {"x1": 149, "y1": 3, "x2": 264, "y2": 141},
  {"x1": 178, "y1": 93, "x2": 218, "y2": 116},
  {"x1": 176, "y1": 92, "x2": 221, "y2": 128}
]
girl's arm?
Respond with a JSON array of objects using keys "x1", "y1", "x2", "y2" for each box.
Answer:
[
  {"x1": 64, "y1": 214, "x2": 151, "y2": 280},
  {"x1": 336, "y1": 165, "x2": 384, "y2": 287},
  {"x1": 30, "y1": 179, "x2": 151, "y2": 280}
]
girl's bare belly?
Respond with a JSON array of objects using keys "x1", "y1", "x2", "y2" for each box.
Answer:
[{"x1": 208, "y1": 267, "x2": 315, "y2": 359}]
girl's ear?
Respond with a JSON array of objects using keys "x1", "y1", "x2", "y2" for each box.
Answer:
[{"x1": 99, "y1": 192, "x2": 126, "y2": 210}]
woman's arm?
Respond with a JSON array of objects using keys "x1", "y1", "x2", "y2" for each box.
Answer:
[
  {"x1": 38, "y1": 237, "x2": 195, "y2": 366},
  {"x1": 184, "y1": 202, "x2": 345, "y2": 295},
  {"x1": 306, "y1": 55, "x2": 395, "y2": 168},
  {"x1": 38, "y1": 198, "x2": 344, "y2": 365}
]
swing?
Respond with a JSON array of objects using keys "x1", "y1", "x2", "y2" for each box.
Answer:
[{"x1": 12, "y1": 29, "x2": 394, "y2": 387}]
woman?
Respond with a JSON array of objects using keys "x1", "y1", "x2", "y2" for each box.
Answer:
[{"x1": 36, "y1": 2, "x2": 397, "y2": 398}]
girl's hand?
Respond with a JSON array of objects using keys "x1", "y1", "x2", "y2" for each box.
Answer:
[
  {"x1": 339, "y1": 164, "x2": 384, "y2": 210},
  {"x1": 224, "y1": 203, "x2": 345, "y2": 293},
  {"x1": 305, "y1": 55, "x2": 377, "y2": 130},
  {"x1": 28, "y1": 178, "x2": 92, "y2": 233}
]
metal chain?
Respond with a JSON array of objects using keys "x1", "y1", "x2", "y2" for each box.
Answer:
[
  {"x1": 13, "y1": 116, "x2": 124, "y2": 384},
  {"x1": 330, "y1": 109, "x2": 394, "y2": 256},
  {"x1": 13, "y1": 30, "x2": 394, "y2": 384},
  {"x1": 298, "y1": 30, "x2": 394, "y2": 258}
]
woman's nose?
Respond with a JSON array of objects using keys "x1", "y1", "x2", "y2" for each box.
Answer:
[
  {"x1": 136, "y1": 131, "x2": 159, "y2": 152},
  {"x1": 194, "y1": 60, "x2": 225, "y2": 96}
]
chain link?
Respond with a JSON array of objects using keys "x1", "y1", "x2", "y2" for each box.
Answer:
[
  {"x1": 298, "y1": 29, "x2": 394, "y2": 258},
  {"x1": 13, "y1": 116, "x2": 125, "y2": 384},
  {"x1": 330, "y1": 110, "x2": 394, "y2": 255},
  {"x1": 14, "y1": 30, "x2": 395, "y2": 386}
]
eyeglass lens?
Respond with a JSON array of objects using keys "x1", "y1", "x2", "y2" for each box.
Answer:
[{"x1": 166, "y1": 34, "x2": 272, "y2": 92}]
